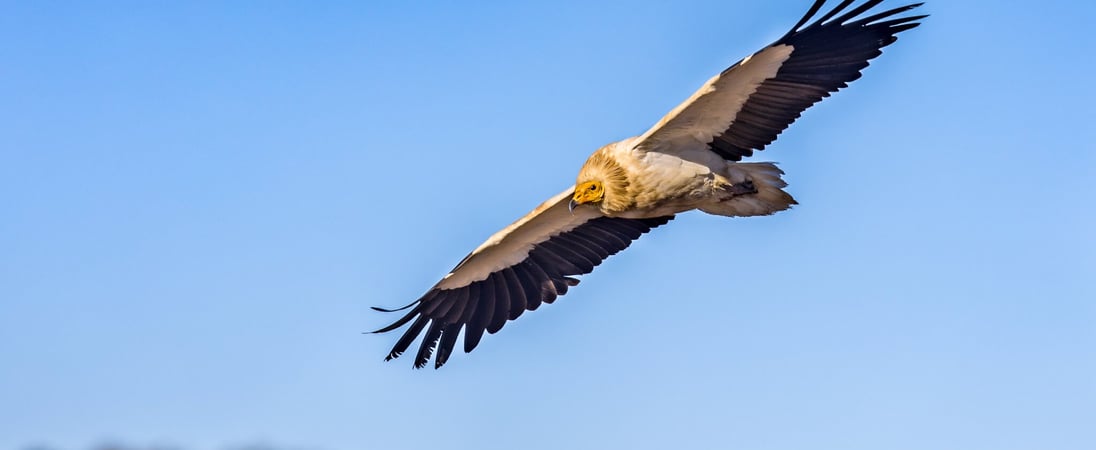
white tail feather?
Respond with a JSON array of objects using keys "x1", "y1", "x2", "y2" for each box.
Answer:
[{"x1": 700, "y1": 162, "x2": 796, "y2": 217}]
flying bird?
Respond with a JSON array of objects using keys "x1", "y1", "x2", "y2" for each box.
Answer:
[{"x1": 374, "y1": 0, "x2": 926, "y2": 368}]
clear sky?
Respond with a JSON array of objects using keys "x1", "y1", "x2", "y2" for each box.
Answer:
[{"x1": 2, "y1": 1, "x2": 1094, "y2": 449}]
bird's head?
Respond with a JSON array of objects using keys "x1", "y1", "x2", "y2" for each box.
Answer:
[
  {"x1": 570, "y1": 144, "x2": 631, "y2": 213},
  {"x1": 570, "y1": 180, "x2": 605, "y2": 212}
]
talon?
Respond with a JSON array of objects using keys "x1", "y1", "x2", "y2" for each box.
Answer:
[{"x1": 729, "y1": 179, "x2": 757, "y2": 196}]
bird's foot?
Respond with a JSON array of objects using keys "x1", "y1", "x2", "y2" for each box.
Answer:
[{"x1": 727, "y1": 179, "x2": 757, "y2": 196}]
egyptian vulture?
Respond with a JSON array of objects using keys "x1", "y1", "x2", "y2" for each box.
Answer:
[{"x1": 374, "y1": 0, "x2": 926, "y2": 368}]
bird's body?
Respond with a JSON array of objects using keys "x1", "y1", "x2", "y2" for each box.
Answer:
[
  {"x1": 577, "y1": 139, "x2": 795, "y2": 219},
  {"x1": 374, "y1": 0, "x2": 927, "y2": 368}
]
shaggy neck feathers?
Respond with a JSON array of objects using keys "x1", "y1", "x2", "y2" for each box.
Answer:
[{"x1": 577, "y1": 146, "x2": 633, "y2": 213}]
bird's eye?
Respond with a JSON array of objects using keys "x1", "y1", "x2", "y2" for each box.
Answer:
[{"x1": 589, "y1": 185, "x2": 597, "y2": 191}]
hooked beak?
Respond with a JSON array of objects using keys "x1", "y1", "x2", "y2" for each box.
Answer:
[{"x1": 568, "y1": 198, "x2": 578, "y2": 214}]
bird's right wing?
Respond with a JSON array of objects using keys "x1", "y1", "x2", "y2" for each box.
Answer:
[{"x1": 373, "y1": 188, "x2": 673, "y2": 369}]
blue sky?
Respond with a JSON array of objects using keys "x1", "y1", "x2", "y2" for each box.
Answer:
[{"x1": 2, "y1": 1, "x2": 1094, "y2": 449}]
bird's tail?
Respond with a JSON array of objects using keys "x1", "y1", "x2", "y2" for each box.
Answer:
[{"x1": 700, "y1": 162, "x2": 797, "y2": 218}]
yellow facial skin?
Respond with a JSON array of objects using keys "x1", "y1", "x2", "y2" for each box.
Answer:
[{"x1": 572, "y1": 181, "x2": 604, "y2": 206}]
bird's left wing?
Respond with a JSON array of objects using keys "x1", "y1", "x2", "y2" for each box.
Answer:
[
  {"x1": 634, "y1": 0, "x2": 926, "y2": 161},
  {"x1": 373, "y1": 188, "x2": 673, "y2": 368}
]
